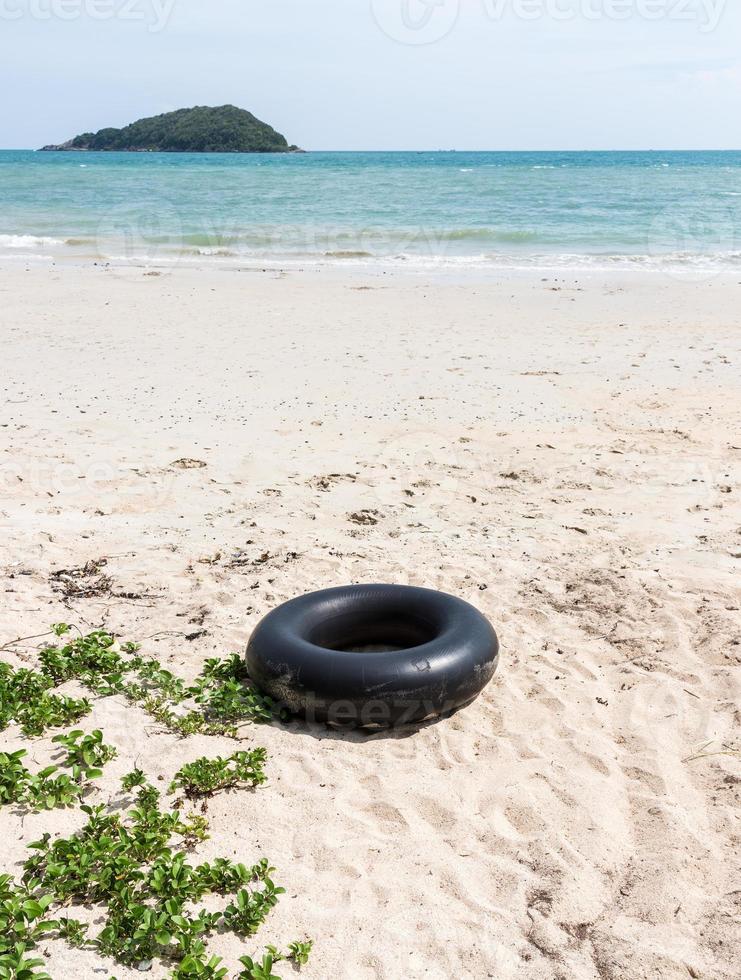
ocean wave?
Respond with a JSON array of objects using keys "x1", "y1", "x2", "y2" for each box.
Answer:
[
  {"x1": 11, "y1": 224, "x2": 739, "y2": 277},
  {"x1": 0, "y1": 234, "x2": 65, "y2": 249},
  {"x1": 181, "y1": 233, "x2": 239, "y2": 248},
  {"x1": 162, "y1": 227, "x2": 545, "y2": 250},
  {"x1": 190, "y1": 247, "x2": 238, "y2": 257},
  {"x1": 469, "y1": 250, "x2": 741, "y2": 271},
  {"x1": 93, "y1": 248, "x2": 741, "y2": 274},
  {"x1": 86, "y1": 239, "x2": 741, "y2": 271},
  {"x1": 431, "y1": 228, "x2": 539, "y2": 243}
]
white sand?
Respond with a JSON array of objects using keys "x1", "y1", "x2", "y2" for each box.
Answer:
[{"x1": 1, "y1": 262, "x2": 739, "y2": 979}]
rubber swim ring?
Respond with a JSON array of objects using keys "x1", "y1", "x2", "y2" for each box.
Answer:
[{"x1": 245, "y1": 584, "x2": 499, "y2": 728}]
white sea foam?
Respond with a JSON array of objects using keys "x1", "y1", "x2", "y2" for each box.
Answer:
[
  {"x1": 87, "y1": 241, "x2": 741, "y2": 276},
  {"x1": 101, "y1": 249, "x2": 740, "y2": 277},
  {"x1": 324, "y1": 249, "x2": 741, "y2": 274},
  {"x1": 0, "y1": 234, "x2": 65, "y2": 249}
]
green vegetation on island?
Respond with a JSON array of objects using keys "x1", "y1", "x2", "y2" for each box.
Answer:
[{"x1": 40, "y1": 105, "x2": 300, "y2": 153}]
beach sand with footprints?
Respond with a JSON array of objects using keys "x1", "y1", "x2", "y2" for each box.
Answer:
[{"x1": 1, "y1": 262, "x2": 739, "y2": 978}]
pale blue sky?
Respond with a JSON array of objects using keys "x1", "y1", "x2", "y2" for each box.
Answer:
[{"x1": 1, "y1": 0, "x2": 740, "y2": 149}]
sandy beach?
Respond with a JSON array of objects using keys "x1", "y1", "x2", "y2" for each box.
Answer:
[{"x1": 1, "y1": 261, "x2": 739, "y2": 979}]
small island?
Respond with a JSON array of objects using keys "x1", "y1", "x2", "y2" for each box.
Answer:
[{"x1": 40, "y1": 105, "x2": 301, "y2": 153}]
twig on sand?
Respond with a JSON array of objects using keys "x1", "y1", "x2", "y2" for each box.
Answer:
[
  {"x1": 0, "y1": 630, "x2": 54, "y2": 653},
  {"x1": 682, "y1": 741, "x2": 740, "y2": 764},
  {"x1": 142, "y1": 630, "x2": 188, "y2": 640}
]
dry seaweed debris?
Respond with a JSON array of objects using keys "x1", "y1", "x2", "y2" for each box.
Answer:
[
  {"x1": 50, "y1": 559, "x2": 113, "y2": 599},
  {"x1": 170, "y1": 458, "x2": 207, "y2": 469},
  {"x1": 348, "y1": 510, "x2": 381, "y2": 526}
]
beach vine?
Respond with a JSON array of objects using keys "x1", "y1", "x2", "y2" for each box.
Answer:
[
  {"x1": 1, "y1": 625, "x2": 277, "y2": 739},
  {"x1": 0, "y1": 627, "x2": 312, "y2": 979}
]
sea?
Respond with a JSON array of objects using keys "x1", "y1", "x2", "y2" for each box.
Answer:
[{"x1": 1, "y1": 149, "x2": 740, "y2": 271}]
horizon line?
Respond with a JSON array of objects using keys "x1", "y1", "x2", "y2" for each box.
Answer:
[{"x1": 3, "y1": 147, "x2": 741, "y2": 154}]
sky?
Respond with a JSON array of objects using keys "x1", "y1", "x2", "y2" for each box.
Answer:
[{"x1": 1, "y1": 0, "x2": 740, "y2": 150}]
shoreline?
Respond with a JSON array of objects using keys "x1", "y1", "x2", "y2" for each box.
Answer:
[{"x1": 3, "y1": 247, "x2": 741, "y2": 279}]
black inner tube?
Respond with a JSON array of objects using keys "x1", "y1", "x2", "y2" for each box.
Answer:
[
  {"x1": 307, "y1": 610, "x2": 439, "y2": 652},
  {"x1": 245, "y1": 584, "x2": 500, "y2": 728}
]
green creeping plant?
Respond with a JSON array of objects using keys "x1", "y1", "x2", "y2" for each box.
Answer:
[
  {"x1": 0, "y1": 662, "x2": 91, "y2": 738},
  {"x1": 55, "y1": 917, "x2": 89, "y2": 948},
  {"x1": 52, "y1": 729, "x2": 117, "y2": 772},
  {"x1": 0, "y1": 750, "x2": 30, "y2": 805},
  {"x1": 24, "y1": 768, "x2": 84, "y2": 811},
  {"x1": 0, "y1": 945, "x2": 53, "y2": 980},
  {"x1": 7, "y1": 627, "x2": 276, "y2": 739},
  {"x1": 258, "y1": 941, "x2": 313, "y2": 970},
  {"x1": 237, "y1": 953, "x2": 282, "y2": 980},
  {"x1": 222, "y1": 876, "x2": 285, "y2": 937},
  {"x1": 198, "y1": 654, "x2": 246, "y2": 683},
  {"x1": 134, "y1": 660, "x2": 189, "y2": 703},
  {"x1": 168, "y1": 749, "x2": 268, "y2": 798},
  {"x1": 17, "y1": 781, "x2": 291, "y2": 976},
  {"x1": 191, "y1": 678, "x2": 275, "y2": 726},
  {"x1": 0, "y1": 667, "x2": 53, "y2": 703},
  {"x1": 171, "y1": 953, "x2": 228, "y2": 979},
  {"x1": 97, "y1": 899, "x2": 221, "y2": 964},
  {"x1": 0, "y1": 879, "x2": 57, "y2": 942},
  {"x1": 120, "y1": 769, "x2": 146, "y2": 792},
  {"x1": 190, "y1": 858, "x2": 274, "y2": 897},
  {"x1": 38, "y1": 630, "x2": 124, "y2": 685},
  {"x1": 147, "y1": 853, "x2": 196, "y2": 902},
  {"x1": 17, "y1": 693, "x2": 92, "y2": 739},
  {"x1": 0, "y1": 877, "x2": 57, "y2": 980},
  {"x1": 287, "y1": 940, "x2": 313, "y2": 966},
  {"x1": 134, "y1": 782, "x2": 162, "y2": 810},
  {"x1": 1, "y1": 629, "x2": 305, "y2": 977},
  {"x1": 1, "y1": 736, "x2": 115, "y2": 812}
]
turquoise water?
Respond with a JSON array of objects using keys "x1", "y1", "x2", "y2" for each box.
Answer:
[{"x1": 1, "y1": 149, "x2": 740, "y2": 269}]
